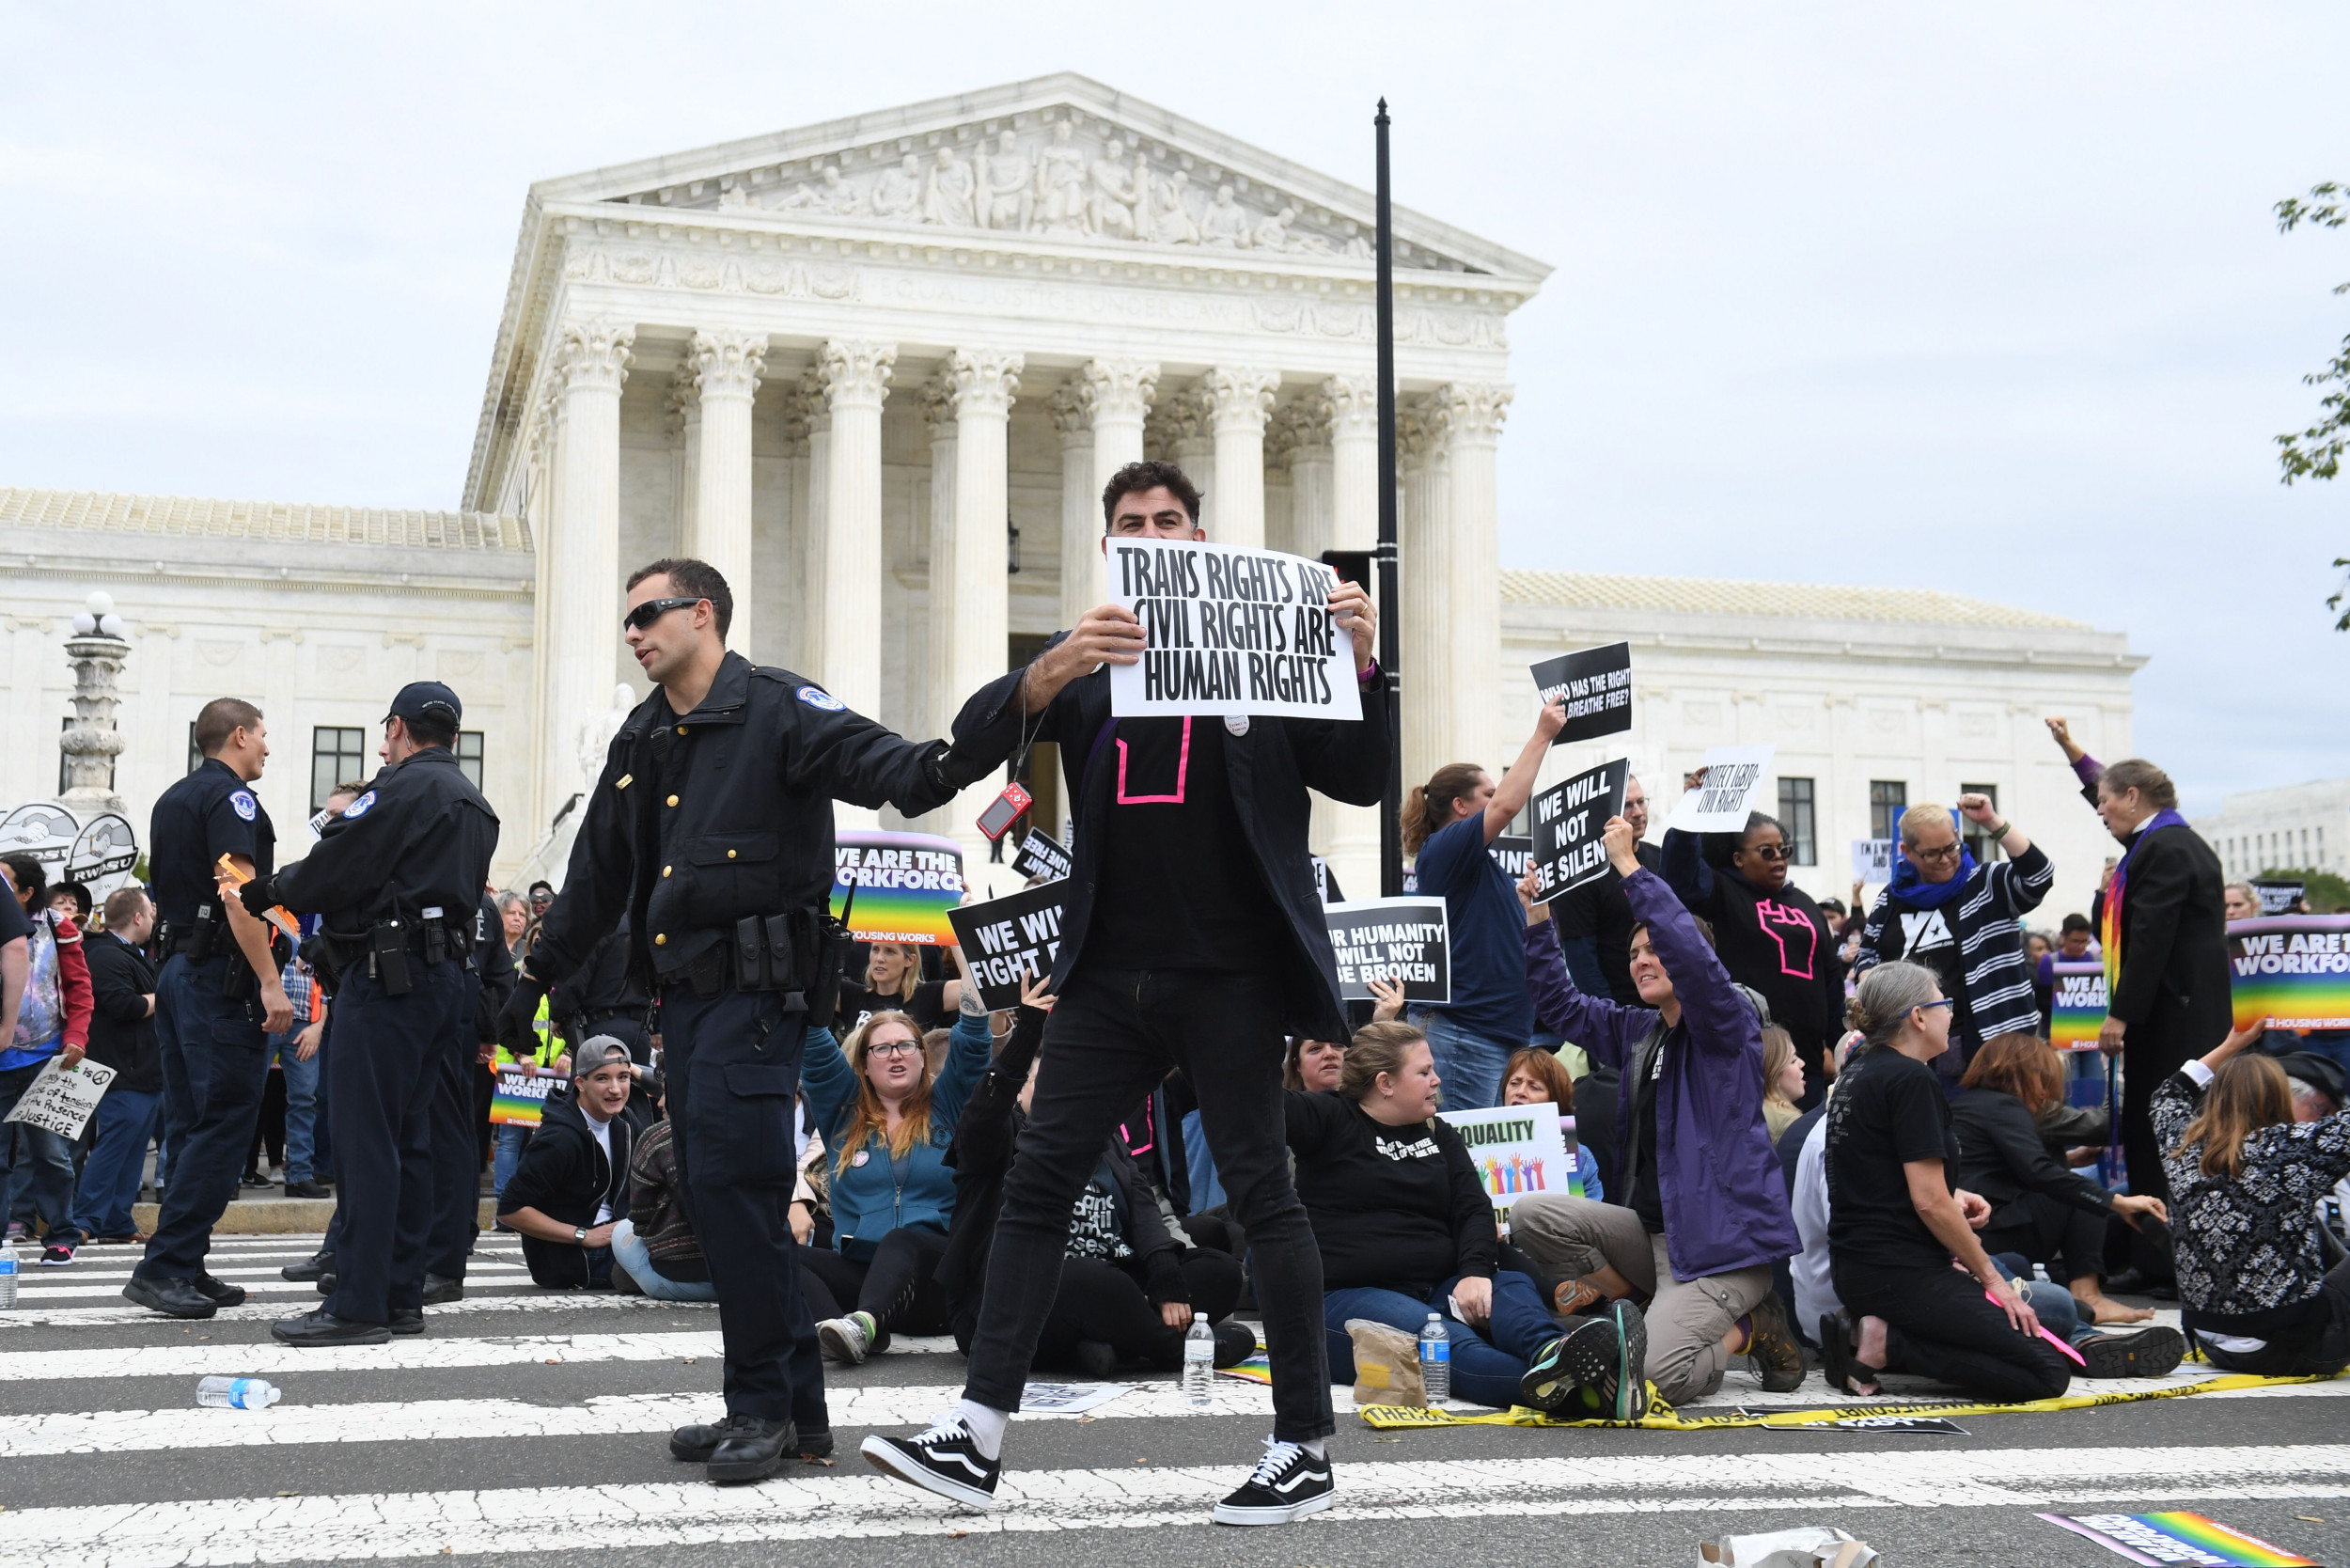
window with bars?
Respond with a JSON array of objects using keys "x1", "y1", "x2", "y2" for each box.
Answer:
[
  {"x1": 455, "y1": 730, "x2": 484, "y2": 793},
  {"x1": 1777, "y1": 776, "x2": 1817, "y2": 865},
  {"x1": 1869, "y1": 780, "x2": 1908, "y2": 841},
  {"x1": 311, "y1": 727, "x2": 368, "y2": 812}
]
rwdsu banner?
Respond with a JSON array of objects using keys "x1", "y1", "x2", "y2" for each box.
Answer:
[{"x1": 1106, "y1": 537, "x2": 1360, "y2": 720}]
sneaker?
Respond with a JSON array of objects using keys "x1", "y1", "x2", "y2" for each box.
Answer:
[
  {"x1": 861, "y1": 1419, "x2": 1001, "y2": 1511},
  {"x1": 1073, "y1": 1340, "x2": 1119, "y2": 1379},
  {"x1": 1518, "y1": 1315, "x2": 1621, "y2": 1415},
  {"x1": 818, "y1": 1311, "x2": 872, "y2": 1365},
  {"x1": 1608, "y1": 1299, "x2": 1651, "y2": 1421},
  {"x1": 1212, "y1": 1321, "x2": 1259, "y2": 1369},
  {"x1": 39, "y1": 1244, "x2": 74, "y2": 1266},
  {"x1": 1743, "y1": 1294, "x2": 1806, "y2": 1393},
  {"x1": 1342, "y1": 1319, "x2": 1423, "y2": 1404},
  {"x1": 1211, "y1": 1437, "x2": 1335, "y2": 1527},
  {"x1": 2076, "y1": 1325, "x2": 2186, "y2": 1380},
  {"x1": 3, "y1": 1223, "x2": 24, "y2": 1243}
]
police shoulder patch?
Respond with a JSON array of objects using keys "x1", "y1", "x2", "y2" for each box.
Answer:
[
  {"x1": 228, "y1": 790, "x2": 258, "y2": 822},
  {"x1": 796, "y1": 685, "x2": 846, "y2": 713},
  {"x1": 341, "y1": 790, "x2": 378, "y2": 819}
]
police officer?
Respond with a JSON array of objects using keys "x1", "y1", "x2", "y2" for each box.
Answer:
[
  {"x1": 422, "y1": 884, "x2": 517, "y2": 1292},
  {"x1": 241, "y1": 682, "x2": 500, "y2": 1345},
  {"x1": 127, "y1": 698, "x2": 296, "y2": 1320},
  {"x1": 499, "y1": 557, "x2": 986, "y2": 1484}
]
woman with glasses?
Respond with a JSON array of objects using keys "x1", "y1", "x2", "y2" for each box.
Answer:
[
  {"x1": 1661, "y1": 800, "x2": 1843, "y2": 1106},
  {"x1": 1851, "y1": 796, "x2": 2053, "y2": 1087},
  {"x1": 1820, "y1": 962, "x2": 2073, "y2": 1403},
  {"x1": 799, "y1": 984, "x2": 991, "y2": 1366}
]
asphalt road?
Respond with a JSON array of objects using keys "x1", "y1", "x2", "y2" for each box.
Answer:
[{"x1": 3, "y1": 1233, "x2": 2345, "y2": 1568}]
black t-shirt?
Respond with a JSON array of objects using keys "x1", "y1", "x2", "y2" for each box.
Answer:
[
  {"x1": 1825, "y1": 1045, "x2": 1960, "y2": 1274},
  {"x1": 1553, "y1": 840, "x2": 1664, "y2": 1006},
  {"x1": 149, "y1": 758, "x2": 274, "y2": 931},
  {"x1": 1086, "y1": 717, "x2": 1287, "y2": 972},
  {"x1": 1284, "y1": 1090, "x2": 1497, "y2": 1295},
  {"x1": 1625, "y1": 1027, "x2": 1670, "y2": 1233},
  {"x1": 835, "y1": 978, "x2": 948, "y2": 1038}
]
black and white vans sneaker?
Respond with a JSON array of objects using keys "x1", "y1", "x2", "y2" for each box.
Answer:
[
  {"x1": 860, "y1": 1419, "x2": 1001, "y2": 1511},
  {"x1": 1212, "y1": 1437, "x2": 1335, "y2": 1527}
]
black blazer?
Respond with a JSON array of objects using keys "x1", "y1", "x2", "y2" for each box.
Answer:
[
  {"x1": 1951, "y1": 1088, "x2": 2113, "y2": 1231},
  {"x1": 84, "y1": 933, "x2": 160, "y2": 1095},
  {"x1": 950, "y1": 635, "x2": 1389, "y2": 1042},
  {"x1": 2109, "y1": 822, "x2": 2232, "y2": 1064}
]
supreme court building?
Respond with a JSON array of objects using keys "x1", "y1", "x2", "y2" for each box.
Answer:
[{"x1": 0, "y1": 75, "x2": 2142, "y2": 912}]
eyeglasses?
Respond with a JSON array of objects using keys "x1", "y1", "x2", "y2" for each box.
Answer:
[
  {"x1": 1914, "y1": 998, "x2": 1956, "y2": 1015},
  {"x1": 1742, "y1": 844, "x2": 1790, "y2": 862},
  {"x1": 623, "y1": 596, "x2": 701, "y2": 633},
  {"x1": 1911, "y1": 842, "x2": 1963, "y2": 863},
  {"x1": 866, "y1": 1039, "x2": 922, "y2": 1058}
]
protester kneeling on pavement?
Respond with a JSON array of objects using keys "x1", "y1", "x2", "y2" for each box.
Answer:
[{"x1": 496, "y1": 1039, "x2": 646, "y2": 1288}]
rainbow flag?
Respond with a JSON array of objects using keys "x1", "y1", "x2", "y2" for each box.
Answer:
[
  {"x1": 489, "y1": 1069, "x2": 563, "y2": 1128},
  {"x1": 2049, "y1": 960, "x2": 2109, "y2": 1051},
  {"x1": 2040, "y1": 1512, "x2": 2316, "y2": 1565},
  {"x1": 831, "y1": 831, "x2": 965, "y2": 947},
  {"x1": 2229, "y1": 915, "x2": 2350, "y2": 1031}
]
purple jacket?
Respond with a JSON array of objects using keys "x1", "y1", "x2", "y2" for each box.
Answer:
[{"x1": 1523, "y1": 868, "x2": 1801, "y2": 1279}]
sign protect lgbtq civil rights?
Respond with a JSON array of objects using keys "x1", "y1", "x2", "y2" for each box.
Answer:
[
  {"x1": 1530, "y1": 759, "x2": 1629, "y2": 903},
  {"x1": 831, "y1": 830, "x2": 964, "y2": 945},
  {"x1": 1324, "y1": 896, "x2": 1452, "y2": 1004},
  {"x1": 1107, "y1": 537, "x2": 1360, "y2": 720},
  {"x1": 1529, "y1": 642, "x2": 1633, "y2": 745},
  {"x1": 1670, "y1": 745, "x2": 1777, "y2": 833},
  {"x1": 948, "y1": 880, "x2": 1068, "y2": 1011}
]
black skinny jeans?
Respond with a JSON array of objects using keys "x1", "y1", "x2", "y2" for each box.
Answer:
[
  {"x1": 1979, "y1": 1190, "x2": 2110, "y2": 1287},
  {"x1": 796, "y1": 1228, "x2": 951, "y2": 1337},
  {"x1": 962, "y1": 966, "x2": 1334, "y2": 1442},
  {"x1": 2199, "y1": 1260, "x2": 2350, "y2": 1378},
  {"x1": 1034, "y1": 1250, "x2": 1246, "y2": 1371},
  {"x1": 1837, "y1": 1259, "x2": 2073, "y2": 1403}
]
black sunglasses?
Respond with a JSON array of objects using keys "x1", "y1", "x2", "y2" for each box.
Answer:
[
  {"x1": 623, "y1": 596, "x2": 701, "y2": 633},
  {"x1": 1743, "y1": 843, "x2": 1791, "y2": 862}
]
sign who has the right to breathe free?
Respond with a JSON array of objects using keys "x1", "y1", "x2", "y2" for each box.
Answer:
[{"x1": 1528, "y1": 641, "x2": 1633, "y2": 745}]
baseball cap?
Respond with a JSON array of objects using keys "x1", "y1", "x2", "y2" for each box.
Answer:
[
  {"x1": 384, "y1": 681, "x2": 462, "y2": 727},
  {"x1": 575, "y1": 1036, "x2": 636, "y2": 1074}
]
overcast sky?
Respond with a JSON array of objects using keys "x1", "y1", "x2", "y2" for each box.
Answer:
[{"x1": 4, "y1": 3, "x2": 2342, "y2": 813}]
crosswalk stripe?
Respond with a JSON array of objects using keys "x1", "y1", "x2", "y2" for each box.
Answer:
[
  {"x1": 19, "y1": 1262, "x2": 530, "y2": 1287},
  {"x1": 2, "y1": 1445, "x2": 2344, "y2": 1564},
  {"x1": 0, "y1": 1329, "x2": 964, "y2": 1379},
  {"x1": 0, "y1": 1294, "x2": 708, "y2": 1330}
]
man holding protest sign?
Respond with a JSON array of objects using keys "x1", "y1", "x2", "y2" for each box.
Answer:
[{"x1": 866, "y1": 460, "x2": 1385, "y2": 1527}]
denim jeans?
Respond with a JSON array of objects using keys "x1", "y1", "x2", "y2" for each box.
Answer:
[
  {"x1": 611, "y1": 1217, "x2": 717, "y2": 1302},
  {"x1": 72, "y1": 1085, "x2": 161, "y2": 1239},
  {"x1": 1413, "y1": 1008, "x2": 1515, "y2": 1111},
  {"x1": 0, "y1": 1058, "x2": 86, "y2": 1246},
  {"x1": 492, "y1": 1123, "x2": 530, "y2": 1200},
  {"x1": 265, "y1": 1029, "x2": 322, "y2": 1184},
  {"x1": 1324, "y1": 1271, "x2": 1559, "y2": 1409}
]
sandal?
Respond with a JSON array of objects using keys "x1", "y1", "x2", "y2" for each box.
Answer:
[{"x1": 1816, "y1": 1311, "x2": 1882, "y2": 1396}]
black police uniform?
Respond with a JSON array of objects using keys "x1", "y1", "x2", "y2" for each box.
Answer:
[
  {"x1": 133, "y1": 758, "x2": 279, "y2": 1303},
  {"x1": 524, "y1": 651, "x2": 965, "y2": 1434},
  {"x1": 264, "y1": 746, "x2": 499, "y2": 1328},
  {"x1": 426, "y1": 892, "x2": 515, "y2": 1286}
]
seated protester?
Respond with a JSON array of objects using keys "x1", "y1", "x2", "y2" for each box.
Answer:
[
  {"x1": 1821, "y1": 964, "x2": 2073, "y2": 1403},
  {"x1": 495, "y1": 1040, "x2": 646, "y2": 1289},
  {"x1": 1761, "y1": 1027, "x2": 1805, "y2": 1147},
  {"x1": 835, "y1": 941, "x2": 962, "y2": 1036},
  {"x1": 2156, "y1": 1027, "x2": 2350, "y2": 1377},
  {"x1": 800, "y1": 997, "x2": 989, "y2": 1363},
  {"x1": 1496, "y1": 1046, "x2": 1604, "y2": 1200},
  {"x1": 1512, "y1": 829, "x2": 1808, "y2": 1411},
  {"x1": 1289, "y1": 1022, "x2": 1570, "y2": 1411},
  {"x1": 1285, "y1": 1035, "x2": 1347, "y2": 1093},
  {"x1": 609, "y1": 1103, "x2": 717, "y2": 1305},
  {"x1": 1953, "y1": 1032, "x2": 2167, "y2": 1326}
]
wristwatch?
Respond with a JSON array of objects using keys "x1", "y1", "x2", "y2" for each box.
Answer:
[{"x1": 573, "y1": 1225, "x2": 588, "y2": 1247}]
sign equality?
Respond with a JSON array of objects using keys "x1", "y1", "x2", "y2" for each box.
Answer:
[
  {"x1": 1324, "y1": 896, "x2": 1451, "y2": 1004},
  {"x1": 1, "y1": 1056, "x2": 116, "y2": 1140},
  {"x1": 830, "y1": 830, "x2": 965, "y2": 945},
  {"x1": 1106, "y1": 537, "x2": 1361, "y2": 721},
  {"x1": 1436, "y1": 1103, "x2": 1574, "y2": 1234},
  {"x1": 1529, "y1": 760, "x2": 1629, "y2": 904},
  {"x1": 948, "y1": 881, "x2": 1069, "y2": 1011},
  {"x1": 1010, "y1": 828, "x2": 1073, "y2": 884},
  {"x1": 1528, "y1": 642, "x2": 1633, "y2": 745},
  {"x1": 1669, "y1": 745, "x2": 1777, "y2": 833}
]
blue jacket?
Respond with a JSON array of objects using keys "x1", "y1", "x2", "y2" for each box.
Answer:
[
  {"x1": 803, "y1": 1010, "x2": 990, "y2": 1259},
  {"x1": 1524, "y1": 869, "x2": 1800, "y2": 1280}
]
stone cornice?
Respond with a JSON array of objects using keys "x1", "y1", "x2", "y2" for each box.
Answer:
[{"x1": 0, "y1": 553, "x2": 533, "y2": 604}]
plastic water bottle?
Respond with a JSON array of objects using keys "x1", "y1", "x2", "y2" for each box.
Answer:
[
  {"x1": 1182, "y1": 1312, "x2": 1215, "y2": 1407},
  {"x1": 196, "y1": 1377, "x2": 280, "y2": 1410},
  {"x1": 1418, "y1": 1312, "x2": 1451, "y2": 1403},
  {"x1": 0, "y1": 1240, "x2": 17, "y2": 1309}
]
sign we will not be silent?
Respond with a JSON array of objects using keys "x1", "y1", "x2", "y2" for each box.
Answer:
[{"x1": 1107, "y1": 538, "x2": 1361, "y2": 721}]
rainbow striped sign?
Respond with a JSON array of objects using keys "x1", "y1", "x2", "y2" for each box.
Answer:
[
  {"x1": 2040, "y1": 1512, "x2": 2316, "y2": 1565},
  {"x1": 489, "y1": 1068, "x2": 563, "y2": 1128},
  {"x1": 2229, "y1": 914, "x2": 2350, "y2": 1031},
  {"x1": 831, "y1": 830, "x2": 965, "y2": 947},
  {"x1": 2049, "y1": 960, "x2": 2108, "y2": 1051}
]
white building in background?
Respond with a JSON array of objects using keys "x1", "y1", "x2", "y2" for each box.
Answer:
[
  {"x1": 2197, "y1": 779, "x2": 2350, "y2": 880},
  {"x1": 0, "y1": 74, "x2": 2143, "y2": 902}
]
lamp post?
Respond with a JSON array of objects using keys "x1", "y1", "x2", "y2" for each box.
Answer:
[{"x1": 59, "y1": 589, "x2": 130, "y2": 820}]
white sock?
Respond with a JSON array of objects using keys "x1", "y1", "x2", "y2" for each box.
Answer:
[
  {"x1": 1301, "y1": 1438, "x2": 1326, "y2": 1459},
  {"x1": 954, "y1": 1398, "x2": 1010, "y2": 1459}
]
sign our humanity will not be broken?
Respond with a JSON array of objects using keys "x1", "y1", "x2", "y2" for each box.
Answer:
[{"x1": 1108, "y1": 537, "x2": 1360, "y2": 720}]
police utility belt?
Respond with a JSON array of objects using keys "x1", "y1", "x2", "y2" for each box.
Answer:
[
  {"x1": 158, "y1": 903, "x2": 291, "y2": 1000},
  {"x1": 314, "y1": 909, "x2": 474, "y2": 998},
  {"x1": 677, "y1": 906, "x2": 847, "y2": 1016}
]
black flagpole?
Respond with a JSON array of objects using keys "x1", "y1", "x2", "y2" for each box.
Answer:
[{"x1": 1375, "y1": 99, "x2": 1403, "y2": 898}]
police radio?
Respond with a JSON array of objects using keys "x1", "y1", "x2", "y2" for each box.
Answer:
[{"x1": 975, "y1": 781, "x2": 1031, "y2": 843}]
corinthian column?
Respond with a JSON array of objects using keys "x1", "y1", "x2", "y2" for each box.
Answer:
[
  {"x1": 815, "y1": 339, "x2": 896, "y2": 718},
  {"x1": 922, "y1": 378, "x2": 959, "y2": 749},
  {"x1": 1316, "y1": 375, "x2": 1382, "y2": 897},
  {"x1": 685, "y1": 328, "x2": 768, "y2": 652},
  {"x1": 939, "y1": 349, "x2": 1023, "y2": 855},
  {"x1": 1051, "y1": 385, "x2": 1095, "y2": 631},
  {"x1": 1069, "y1": 358, "x2": 1158, "y2": 617},
  {"x1": 1434, "y1": 382, "x2": 1512, "y2": 782},
  {"x1": 1397, "y1": 400, "x2": 1452, "y2": 792},
  {"x1": 542, "y1": 318, "x2": 633, "y2": 836},
  {"x1": 1199, "y1": 368, "x2": 1280, "y2": 549}
]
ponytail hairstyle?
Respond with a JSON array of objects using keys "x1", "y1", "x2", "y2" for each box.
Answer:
[
  {"x1": 1341, "y1": 1021, "x2": 1428, "y2": 1105},
  {"x1": 2174, "y1": 1053, "x2": 2294, "y2": 1179},
  {"x1": 1402, "y1": 763, "x2": 1488, "y2": 856},
  {"x1": 1843, "y1": 962, "x2": 1943, "y2": 1054}
]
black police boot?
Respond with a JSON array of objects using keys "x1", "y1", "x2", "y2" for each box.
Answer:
[
  {"x1": 281, "y1": 1250, "x2": 333, "y2": 1282},
  {"x1": 194, "y1": 1276, "x2": 249, "y2": 1309},
  {"x1": 315, "y1": 1274, "x2": 337, "y2": 1295},
  {"x1": 122, "y1": 1277, "x2": 218, "y2": 1320},
  {"x1": 706, "y1": 1414, "x2": 796, "y2": 1484},
  {"x1": 271, "y1": 1308, "x2": 391, "y2": 1347},
  {"x1": 389, "y1": 1307, "x2": 426, "y2": 1337},
  {"x1": 419, "y1": 1274, "x2": 464, "y2": 1305}
]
